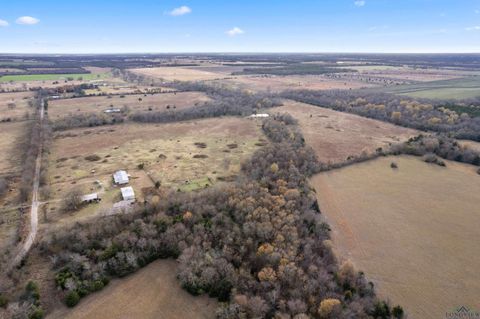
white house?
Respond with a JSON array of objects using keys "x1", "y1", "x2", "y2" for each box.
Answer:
[
  {"x1": 121, "y1": 186, "x2": 135, "y2": 201},
  {"x1": 113, "y1": 170, "x2": 129, "y2": 185}
]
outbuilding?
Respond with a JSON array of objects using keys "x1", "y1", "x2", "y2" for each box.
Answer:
[
  {"x1": 81, "y1": 193, "x2": 100, "y2": 203},
  {"x1": 121, "y1": 186, "x2": 135, "y2": 201},
  {"x1": 113, "y1": 170, "x2": 129, "y2": 185}
]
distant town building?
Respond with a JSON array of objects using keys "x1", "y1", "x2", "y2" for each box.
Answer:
[
  {"x1": 113, "y1": 170, "x2": 129, "y2": 185},
  {"x1": 121, "y1": 186, "x2": 135, "y2": 201}
]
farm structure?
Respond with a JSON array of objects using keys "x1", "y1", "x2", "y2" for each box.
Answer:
[
  {"x1": 113, "y1": 170, "x2": 129, "y2": 185},
  {"x1": 121, "y1": 186, "x2": 135, "y2": 201},
  {"x1": 81, "y1": 193, "x2": 101, "y2": 203}
]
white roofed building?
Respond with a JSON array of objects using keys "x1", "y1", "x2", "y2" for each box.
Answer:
[
  {"x1": 113, "y1": 170, "x2": 129, "y2": 185},
  {"x1": 121, "y1": 186, "x2": 135, "y2": 201}
]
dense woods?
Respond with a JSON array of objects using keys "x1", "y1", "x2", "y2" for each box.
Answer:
[
  {"x1": 40, "y1": 116, "x2": 403, "y2": 319},
  {"x1": 282, "y1": 90, "x2": 480, "y2": 141}
]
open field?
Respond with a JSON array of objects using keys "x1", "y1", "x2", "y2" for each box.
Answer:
[
  {"x1": 377, "y1": 76, "x2": 480, "y2": 99},
  {"x1": 48, "y1": 91, "x2": 211, "y2": 119},
  {"x1": 215, "y1": 74, "x2": 373, "y2": 92},
  {"x1": 0, "y1": 72, "x2": 110, "y2": 82},
  {"x1": 45, "y1": 118, "x2": 264, "y2": 226},
  {"x1": 48, "y1": 260, "x2": 217, "y2": 319},
  {"x1": 270, "y1": 100, "x2": 419, "y2": 163},
  {"x1": 83, "y1": 85, "x2": 175, "y2": 96},
  {"x1": 0, "y1": 121, "x2": 27, "y2": 174},
  {"x1": 130, "y1": 67, "x2": 228, "y2": 81},
  {"x1": 0, "y1": 121, "x2": 27, "y2": 260},
  {"x1": 311, "y1": 156, "x2": 480, "y2": 319},
  {"x1": 0, "y1": 91, "x2": 35, "y2": 121}
]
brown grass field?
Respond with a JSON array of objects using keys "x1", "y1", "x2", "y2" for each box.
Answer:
[
  {"x1": 48, "y1": 91, "x2": 210, "y2": 119},
  {"x1": 44, "y1": 118, "x2": 264, "y2": 227},
  {"x1": 216, "y1": 74, "x2": 374, "y2": 92},
  {"x1": 271, "y1": 100, "x2": 419, "y2": 163},
  {"x1": 48, "y1": 260, "x2": 217, "y2": 319},
  {"x1": 311, "y1": 156, "x2": 480, "y2": 319},
  {"x1": 0, "y1": 91, "x2": 35, "y2": 121},
  {"x1": 0, "y1": 121, "x2": 27, "y2": 261},
  {"x1": 130, "y1": 67, "x2": 228, "y2": 81}
]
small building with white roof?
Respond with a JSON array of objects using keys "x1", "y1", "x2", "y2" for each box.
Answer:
[
  {"x1": 113, "y1": 170, "x2": 129, "y2": 185},
  {"x1": 121, "y1": 186, "x2": 135, "y2": 201}
]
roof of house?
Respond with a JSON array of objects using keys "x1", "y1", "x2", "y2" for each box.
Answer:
[
  {"x1": 248, "y1": 113, "x2": 270, "y2": 118},
  {"x1": 113, "y1": 170, "x2": 129, "y2": 184},
  {"x1": 121, "y1": 186, "x2": 135, "y2": 199}
]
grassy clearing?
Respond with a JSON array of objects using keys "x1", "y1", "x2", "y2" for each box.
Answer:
[
  {"x1": 48, "y1": 91, "x2": 210, "y2": 119},
  {"x1": 45, "y1": 118, "x2": 264, "y2": 226},
  {"x1": 49, "y1": 260, "x2": 217, "y2": 319},
  {"x1": 270, "y1": 100, "x2": 418, "y2": 163},
  {"x1": 311, "y1": 155, "x2": 480, "y2": 319},
  {"x1": 0, "y1": 72, "x2": 110, "y2": 82},
  {"x1": 0, "y1": 91, "x2": 35, "y2": 120}
]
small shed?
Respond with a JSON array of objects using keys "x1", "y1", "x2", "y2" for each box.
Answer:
[
  {"x1": 81, "y1": 193, "x2": 100, "y2": 203},
  {"x1": 113, "y1": 170, "x2": 129, "y2": 185},
  {"x1": 121, "y1": 186, "x2": 135, "y2": 201}
]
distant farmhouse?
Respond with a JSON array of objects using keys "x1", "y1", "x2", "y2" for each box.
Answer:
[
  {"x1": 104, "y1": 108, "x2": 121, "y2": 114},
  {"x1": 113, "y1": 170, "x2": 129, "y2": 185}
]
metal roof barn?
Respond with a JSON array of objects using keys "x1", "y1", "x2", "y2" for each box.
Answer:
[
  {"x1": 113, "y1": 170, "x2": 129, "y2": 185},
  {"x1": 121, "y1": 186, "x2": 135, "y2": 201}
]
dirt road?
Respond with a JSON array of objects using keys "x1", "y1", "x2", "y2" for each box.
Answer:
[{"x1": 9, "y1": 99, "x2": 44, "y2": 270}]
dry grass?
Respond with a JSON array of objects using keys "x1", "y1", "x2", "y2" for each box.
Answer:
[
  {"x1": 217, "y1": 74, "x2": 373, "y2": 93},
  {"x1": 271, "y1": 100, "x2": 418, "y2": 163},
  {"x1": 130, "y1": 67, "x2": 227, "y2": 81},
  {"x1": 311, "y1": 156, "x2": 480, "y2": 319},
  {"x1": 48, "y1": 260, "x2": 217, "y2": 319},
  {"x1": 0, "y1": 91, "x2": 35, "y2": 120},
  {"x1": 48, "y1": 91, "x2": 211, "y2": 119},
  {"x1": 45, "y1": 118, "x2": 264, "y2": 226},
  {"x1": 0, "y1": 121, "x2": 27, "y2": 174}
]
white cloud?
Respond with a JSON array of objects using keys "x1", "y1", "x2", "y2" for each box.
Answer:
[
  {"x1": 0, "y1": 19, "x2": 9, "y2": 27},
  {"x1": 354, "y1": 1, "x2": 366, "y2": 7},
  {"x1": 475, "y1": 10, "x2": 480, "y2": 14},
  {"x1": 168, "y1": 6, "x2": 192, "y2": 16},
  {"x1": 226, "y1": 27, "x2": 245, "y2": 37},
  {"x1": 465, "y1": 26, "x2": 480, "y2": 31},
  {"x1": 16, "y1": 16, "x2": 40, "y2": 25}
]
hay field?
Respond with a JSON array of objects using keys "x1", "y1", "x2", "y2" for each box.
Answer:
[
  {"x1": 311, "y1": 156, "x2": 480, "y2": 319},
  {"x1": 0, "y1": 121, "x2": 27, "y2": 259},
  {"x1": 271, "y1": 100, "x2": 418, "y2": 163},
  {"x1": 48, "y1": 260, "x2": 217, "y2": 319},
  {"x1": 45, "y1": 118, "x2": 264, "y2": 225},
  {"x1": 0, "y1": 91, "x2": 35, "y2": 121},
  {"x1": 48, "y1": 91, "x2": 210, "y2": 119},
  {"x1": 130, "y1": 67, "x2": 227, "y2": 81},
  {"x1": 0, "y1": 121, "x2": 26, "y2": 174},
  {"x1": 216, "y1": 74, "x2": 372, "y2": 93}
]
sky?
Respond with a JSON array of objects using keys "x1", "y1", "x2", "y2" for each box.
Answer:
[{"x1": 0, "y1": 0, "x2": 480, "y2": 53}]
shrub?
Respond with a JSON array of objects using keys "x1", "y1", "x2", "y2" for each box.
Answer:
[
  {"x1": 65, "y1": 291, "x2": 80, "y2": 307},
  {"x1": 0, "y1": 294, "x2": 8, "y2": 308},
  {"x1": 390, "y1": 162, "x2": 398, "y2": 169},
  {"x1": 392, "y1": 305, "x2": 405, "y2": 318},
  {"x1": 29, "y1": 306, "x2": 45, "y2": 319},
  {"x1": 318, "y1": 298, "x2": 341, "y2": 318}
]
